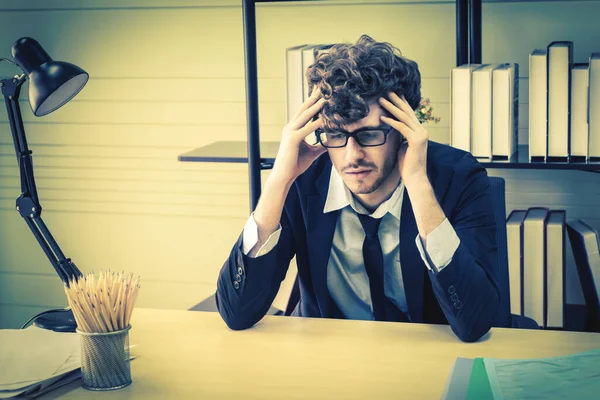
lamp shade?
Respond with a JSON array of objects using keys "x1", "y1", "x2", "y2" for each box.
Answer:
[{"x1": 12, "y1": 37, "x2": 88, "y2": 117}]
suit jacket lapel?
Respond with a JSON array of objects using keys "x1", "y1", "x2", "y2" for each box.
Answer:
[
  {"x1": 400, "y1": 144, "x2": 454, "y2": 322},
  {"x1": 400, "y1": 146, "x2": 455, "y2": 323},
  {"x1": 399, "y1": 189, "x2": 425, "y2": 322},
  {"x1": 306, "y1": 161, "x2": 339, "y2": 317}
]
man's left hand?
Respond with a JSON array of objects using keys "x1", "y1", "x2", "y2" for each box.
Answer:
[{"x1": 378, "y1": 92, "x2": 429, "y2": 187}]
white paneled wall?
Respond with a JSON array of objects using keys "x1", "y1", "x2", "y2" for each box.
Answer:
[{"x1": 0, "y1": 0, "x2": 599, "y2": 327}]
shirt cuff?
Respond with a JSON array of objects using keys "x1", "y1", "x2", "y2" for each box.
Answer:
[
  {"x1": 242, "y1": 213, "x2": 282, "y2": 258},
  {"x1": 415, "y1": 218, "x2": 461, "y2": 273}
]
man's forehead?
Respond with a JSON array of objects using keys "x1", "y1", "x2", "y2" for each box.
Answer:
[{"x1": 339, "y1": 103, "x2": 391, "y2": 131}]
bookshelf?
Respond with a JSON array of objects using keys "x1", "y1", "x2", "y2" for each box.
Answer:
[
  {"x1": 179, "y1": 142, "x2": 600, "y2": 171},
  {"x1": 178, "y1": 0, "x2": 600, "y2": 209}
]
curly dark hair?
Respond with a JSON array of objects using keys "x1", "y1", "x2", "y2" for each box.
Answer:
[{"x1": 305, "y1": 34, "x2": 421, "y2": 131}]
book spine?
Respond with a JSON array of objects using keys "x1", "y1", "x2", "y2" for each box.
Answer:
[
  {"x1": 589, "y1": 54, "x2": 600, "y2": 158},
  {"x1": 546, "y1": 42, "x2": 573, "y2": 159},
  {"x1": 529, "y1": 51, "x2": 548, "y2": 160}
]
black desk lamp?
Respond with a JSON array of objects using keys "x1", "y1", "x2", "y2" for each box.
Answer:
[{"x1": 1, "y1": 37, "x2": 88, "y2": 332}]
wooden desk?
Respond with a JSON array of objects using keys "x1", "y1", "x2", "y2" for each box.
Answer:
[{"x1": 44, "y1": 308, "x2": 600, "y2": 399}]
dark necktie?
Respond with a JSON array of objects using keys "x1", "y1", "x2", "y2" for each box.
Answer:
[
  {"x1": 357, "y1": 213, "x2": 388, "y2": 321},
  {"x1": 357, "y1": 213, "x2": 409, "y2": 322}
]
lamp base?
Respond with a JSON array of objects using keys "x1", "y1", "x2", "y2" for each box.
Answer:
[{"x1": 33, "y1": 309, "x2": 77, "y2": 332}]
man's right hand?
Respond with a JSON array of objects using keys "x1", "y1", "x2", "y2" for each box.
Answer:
[
  {"x1": 270, "y1": 89, "x2": 327, "y2": 187},
  {"x1": 246, "y1": 89, "x2": 327, "y2": 257}
]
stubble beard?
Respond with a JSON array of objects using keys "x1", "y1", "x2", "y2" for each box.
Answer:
[{"x1": 351, "y1": 152, "x2": 398, "y2": 195}]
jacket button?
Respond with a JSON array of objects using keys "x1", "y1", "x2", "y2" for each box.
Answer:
[
  {"x1": 233, "y1": 281, "x2": 240, "y2": 289},
  {"x1": 454, "y1": 300, "x2": 462, "y2": 309},
  {"x1": 450, "y1": 293, "x2": 459, "y2": 302},
  {"x1": 448, "y1": 285, "x2": 456, "y2": 294},
  {"x1": 235, "y1": 274, "x2": 242, "y2": 282},
  {"x1": 238, "y1": 267, "x2": 244, "y2": 275}
]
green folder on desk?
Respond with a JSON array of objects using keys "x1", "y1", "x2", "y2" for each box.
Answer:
[
  {"x1": 442, "y1": 348, "x2": 600, "y2": 400},
  {"x1": 441, "y1": 357, "x2": 492, "y2": 400},
  {"x1": 465, "y1": 358, "x2": 493, "y2": 400}
]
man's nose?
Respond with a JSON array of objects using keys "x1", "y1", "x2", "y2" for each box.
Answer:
[{"x1": 344, "y1": 136, "x2": 365, "y2": 162}]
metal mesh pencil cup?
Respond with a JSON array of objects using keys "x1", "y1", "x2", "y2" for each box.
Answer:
[{"x1": 77, "y1": 325, "x2": 132, "y2": 391}]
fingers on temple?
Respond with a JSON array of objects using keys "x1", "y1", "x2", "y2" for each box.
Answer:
[
  {"x1": 291, "y1": 88, "x2": 322, "y2": 122},
  {"x1": 292, "y1": 98, "x2": 325, "y2": 131}
]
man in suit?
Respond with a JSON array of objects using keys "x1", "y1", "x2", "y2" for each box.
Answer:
[{"x1": 216, "y1": 34, "x2": 509, "y2": 342}]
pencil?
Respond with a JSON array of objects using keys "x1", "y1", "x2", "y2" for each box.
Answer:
[
  {"x1": 64, "y1": 270, "x2": 141, "y2": 333},
  {"x1": 64, "y1": 270, "x2": 141, "y2": 387}
]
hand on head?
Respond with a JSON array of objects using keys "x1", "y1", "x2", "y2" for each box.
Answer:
[
  {"x1": 379, "y1": 92, "x2": 429, "y2": 185},
  {"x1": 271, "y1": 89, "x2": 328, "y2": 186}
]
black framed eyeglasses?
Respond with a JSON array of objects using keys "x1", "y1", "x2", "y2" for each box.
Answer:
[{"x1": 314, "y1": 125, "x2": 395, "y2": 148}]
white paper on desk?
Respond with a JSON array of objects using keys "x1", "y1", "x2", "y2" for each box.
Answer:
[
  {"x1": 0, "y1": 326, "x2": 78, "y2": 388},
  {"x1": 484, "y1": 347, "x2": 600, "y2": 399},
  {"x1": 0, "y1": 339, "x2": 137, "y2": 399},
  {"x1": 0, "y1": 346, "x2": 82, "y2": 398},
  {"x1": 0, "y1": 370, "x2": 82, "y2": 399}
]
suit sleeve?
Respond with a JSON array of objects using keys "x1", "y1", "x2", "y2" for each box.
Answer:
[
  {"x1": 242, "y1": 213, "x2": 282, "y2": 257},
  {"x1": 415, "y1": 218, "x2": 461, "y2": 271},
  {"x1": 215, "y1": 187, "x2": 298, "y2": 331},
  {"x1": 427, "y1": 154, "x2": 506, "y2": 342}
]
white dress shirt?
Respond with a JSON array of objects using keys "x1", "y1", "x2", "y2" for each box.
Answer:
[{"x1": 242, "y1": 166, "x2": 461, "y2": 321}]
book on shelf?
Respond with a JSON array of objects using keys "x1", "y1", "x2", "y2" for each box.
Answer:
[
  {"x1": 570, "y1": 63, "x2": 590, "y2": 160},
  {"x1": 506, "y1": 210, "x2": 527, "y2": 316},
  {"x1": 565, "y1": 219, "x2": 600, "y2": 331},
  {"x1": 546, "y1": 210, "x2": 566, "y2": 329},
  {"x1": 529, "y1": 48, "x2": 548, "y2": 161},
  {"x1": 546, "y1": 41, "x2": 573, "y2": 159},
  {"x1": 450, "y1": 64, "x2": 482, "y2": 152},
  {"x1": 522, "y1": 207, "x2": 549, "y2": 328},
  {"x1": 589, "y1": 53, "x2": 600, "y2": 159},
  {"x1": 471, "y1": 63, "x2": 503, "y2": 159},
  {"x1": 506, "y1": 207, "x2": 589, "y2": 330},
  {"x1": 492, "y1": 63, "x2": 519, "y2": 159},
  {"x1": 285, "y1": 44, "x2": 309, "y2": 123},
  {"x1": 302, "y1": 44, "x2": 332, "y2": 143},
  {"x1": 286, "y1": 44, "x2": 332, "y2": 144}
]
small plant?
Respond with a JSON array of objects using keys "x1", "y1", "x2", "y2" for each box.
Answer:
[{"x1": 416, "y1": 98, "x2": 441, "y2": 124}]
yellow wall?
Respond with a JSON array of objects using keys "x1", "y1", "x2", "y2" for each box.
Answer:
[{"x1": 1, "y1": 0, "x2": 599, "y2": 328}]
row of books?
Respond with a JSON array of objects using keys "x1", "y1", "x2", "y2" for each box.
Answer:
[
  {"x1": 530, "y1": 42, "x2": 600, "y2": 161},
  {"x1": 450, "y1": 62, "x2": 519, "y2": 159},
  {"x1": 451, "y1": 41, "x2": 600, "y2": 162},
  {"x1": 506, "y1": 207, "x2": 600, "y2": 329}
]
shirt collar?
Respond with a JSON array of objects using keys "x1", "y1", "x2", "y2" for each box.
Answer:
[{"x1": 323, "y1": 165, "x2": 403, "y2": 220}]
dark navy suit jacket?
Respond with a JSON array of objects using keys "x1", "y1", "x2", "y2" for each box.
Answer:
[{"x1": 216, "y1": 141, "x2": 510, "y2": 342}]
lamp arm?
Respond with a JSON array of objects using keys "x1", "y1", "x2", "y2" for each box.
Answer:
[
  {"x1": 3, "y1": 74, "x2": 41, "y2": 205},
  {"x1": 1, "y1": 75, "x2": 82, "y2": 284}
]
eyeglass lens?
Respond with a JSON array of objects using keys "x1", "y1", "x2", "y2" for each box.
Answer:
[{"x1": 318, "y1": 130, "x2": 386, "y2": 147}]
